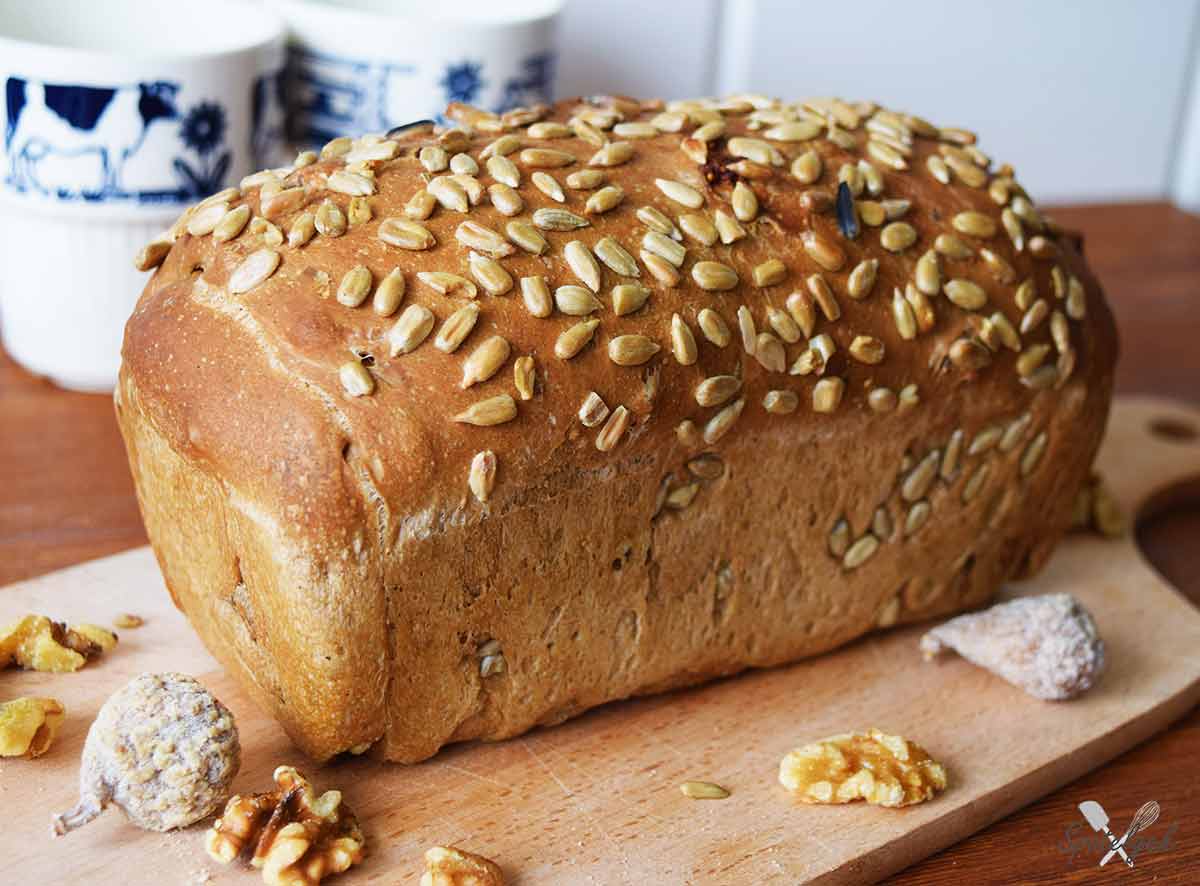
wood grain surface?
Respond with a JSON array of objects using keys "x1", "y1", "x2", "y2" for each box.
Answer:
[{"x1": 1, "y1": 202, "x2": 1198, "y2": 882}]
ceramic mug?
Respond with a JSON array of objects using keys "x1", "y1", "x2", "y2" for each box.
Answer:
[
  {"x1": 0, "y1": 0, "x2": 285, "y2": 392},
  {"x1": 266, "y1": 0, "x2": 563, "y2": 148}
]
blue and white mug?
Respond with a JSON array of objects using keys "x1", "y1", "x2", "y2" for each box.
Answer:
[
  {"x1": 266, "y1": 0, "x2": 562, "y2": 149},
  {"x1": 0, "y1": 0, "x2": 285, "y2": 391}
]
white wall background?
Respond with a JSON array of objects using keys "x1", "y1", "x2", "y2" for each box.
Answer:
[{"x1": 556, "y1": 0, "x2": 1200, "y2": 207}]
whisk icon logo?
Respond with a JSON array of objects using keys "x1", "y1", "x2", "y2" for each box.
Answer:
[{"x1": 1076, "y1": 800, "x2": 1162, "y2": 868}]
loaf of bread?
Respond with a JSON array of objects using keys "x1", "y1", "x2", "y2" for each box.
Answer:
[{"x1": 117, "y1": 94, "x2": 1117, "y2": 763}]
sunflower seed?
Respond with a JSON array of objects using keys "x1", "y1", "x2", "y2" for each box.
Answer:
[
  {"x1": 532, "y1": 207, "x2": 589, "y2": 231},
  {"x1": 843, "y1": 534, "x2": 879, "y2": 569},
  {"x1": 1066, "y1": 275, "x2": 1087, "y2": 319},
  {"x1": 520, "y1": 147, "x2": 576, "y2": 169},
  {"x1": 849, "y1": 334, "x2": 885, "y2": 364},
  {"x1": 838, "y1": 163, "x2": 864, "y2": 197},
  {"x1": 703, "y1": 397, "x2": 745, "y2": 445},
  {"x1": 578, "y1": 185, "x2": 624, "y2": 217},
  {"x1": 588, "y1": 141, "x2": 634, "y2": 168},
  {"x1": 508, "y1": 278, "x2": 549, "y2": 321},
  {"x1": 461, "y1": 335, "x2": 511, "y2": 388},
  {"x1": 388, "y1": 304, "x2": 435, "y2": 355},
  {"x1": 675, "y1": 212, "x2": 715, "y2": 246},
  {"x1": 455, "y1": 394, "x2": 517, "y2": 426},
  {"x1": 611, "y1": 121, "x2": 657, "y2": 139},
  {"x1": 905, "y1": 283, "x2": 936, "y2": 332},
  {"x1": 867, "y1": 387, "x2": 897, "y2": 413},
  {"x1": 1050, "y1": 309, "x2": 1071, "y2": 353},
  {"x1": 670, "y1": 314, "x2": 698, "y2": 365},
  {"x1": 551, "y1": 284, "x2": 598, "y2": 316},
  {"x1": 728, "y1": 136, "x2": 783, "y2": 166},
  {"x1": 691, "y1": 308, "x2": 729, "y2": 348},
  {"x1": 468, "y1": 252, "x2": 513, "y2": 295},
  {"x1": 480, "y1": 134, "x2": 521, "y2": 158},
  {"x1": 859, "y1": 159, "x2": 884, "y2": 196},
  {"x1": 327, "y1": 169, "x2": 375, "y2": 197},
  {"x1": 943, "y1": 278, "x2": 988, "y2": 311},
  {"x1": 655, "y1": 178, "x2": 704, "y2": 209},
  {"x1": 836, "y1": 259, "x2": 877, "y2": 302},
  {"x1": 579, "y1": 391, "x2": 609, "y2": 427},
  {"x1": 337, "y1": 264, "x2": 372, "y2": 307},
  {"x1": 958, "y1": 462, "x2": 990, "y2": 504},
  {"x1": 566, "y1": 169, "x2": 605, "y2": 190},
  {"x1": 1016, "y1": 343, "x2": 1051, "y2": 378},
  {"x1": 448, "y1": 152, "x2": 477, "y2": 176},
  {"x1": 419, "y1": 145, "x2": 448, "y2": 172},
  {"x1": 761, "y1": 307, "x2": 797, "y2": 344},
  {"x1": 528, "y1": 121, "x2": 570, "y2": 139},
  {"x1": 651, "y1": 110, "x2": 687, "y2": 133},
  {"x1": 989, "y1": 311, "x2": 1021, "y2": 351},
  {"x1": 609, "y1": 334, "x2": 660, "y2": 366},
  {"x1": 969, "y1": 424, "x2": 1003, "y2": 455},
  {"x1": 933, "y1": 233, "x2": 971, "y2": 260},
  {"x1": 926, "y1": 154, "x2": 951, "y2": 184},
  {"x1": 695, "y1": 375, "x2": 741, "y2": 408},
  {"x1": 825, "y1": 518, "x2": 851, "y2": 557},
  {"x1": 728, "y1": 180, "x2": 757, "y2": 222},
  {"x1": 680, "y1": 780, "x2": 730, "y2": 800},
  {"x1": 597, "y1": 283, "x2": 647, "y2": 320},
  {"x1": 483, "y1": 183, "x2": 521, "y2": 217},
  {"x1": 187, "y1": 201, "x2": 228, "y2": 236},
  {"x1": 693, "y1": 119, "x2": 727, "y2": 142},
  {"x1": 1013, "y1": 279, "x2": 1036, "y2": 312},
  {"x1": 812, "y1": 377, "x2": 845, "y2": 413},
  {"x1": 952, "y1": 211, "x2": 997, "y2": 239},
  {"x1": 765, "y1": 119, "x2": 823, "y2": 142},
  {"x1": 228, "y1": 248, "x2": 280, "y2": 293},
  {"x1": 997, "y1": 414, "x2": 1030, "y2": 453},
  {"x1": 595, "y1": 405, "x2": 631, "y2": 451},
  {"x1": 555, "y1": 241, "x2": 600, "y2": 294},
  {"x1": 753, "y1": 332, "x2": 785, "y2": 372},
  {"x1": 570, "y1": 117, "x2": 606, "y2": 147},
  {"x1": 468, "y1": 450, "x2": 496, "y2": 502},
  {"x1": 1011, "y1": 196, "x2": 1044, "y2": 231},
  {"x1": 418, "y1": 271, "x2": 477, "y2": 298},
  {"x1": 486, "y1": 154, "x2": 521, "y2": 188},
  {"x1": 504, "y1": 220, "x2": 548, "y2": 255},
  {"x1": 940, "y1": 429, "x2": 965, "y2": 481},
  {"x1": 801, "y1": 230, "x2": 845, "y2": 271},
  {"x1": 210, "y1": 204, "x2": 252, "y2": 243},
  {"x1": 753, "y1": 259, "x2": 786, "y2": 287},
  {"x1": 902, "y1": 450, "x2": 940, "y2": 501},
  {"x1": 804, "y1": 274, "x2": 839, "y2": 322},
  {"x1": 907, "y1": 251, "x2": 939, "y2": 299},
  {"x1": 880, "y1": 221, "x2": 917, "y2": 252},
  {"x1": 379, "y1": 217, "x2": 435, "y2": 250},
  {"x1": 636, "y1": 205, "x2": 681, "y2": 239},
  {"x1": 1000, "y1": 208, "x2": 1025, "y2": 252},
  {"x1": 590, "y1": 236, "x2": 638, "y2": 278},
  {"x1": 249, "y1": 216, "x2": 283, "y2": 246},
  {"x1": 640, "y1": 231, "x2": 685, "y2": 269},
  {"x1": 873, "y1": 506, "x2": 894, "y2": 541},
  {"x1": 905, "y1": 501, "x2": 931, "y2": 537},
  {"x1": 435, "y1": 302, "x2": 480, "y2": 353},
  {"x1": 791, "y1": 149, "x2": 823, "y2": 185},
  {"x1": 778, "y1": 292, "x2": 812, "y2": 339},
  {"x1": 339, "y1": 360, "x2": 374, "y2": 397},
  {"x1": 686, "y1": 454, "x2": 725, "y2": 482},
  {"x1": 404, "y1": 189, "x2": 436, "y2": 220},
  {"x1": 287, "y1": 212, "x2": 316, "y2": 247},
  {"x1": 555, "y1": 318, "x2": 600, "y2": 359},
  {"x1": 640, "y1": 251, "x2": 680, "y2": 286},
  {"x1": 529, "y1": 170, "x2": 564, "y2": 203},
  {"x1": 347, "y1": 195, "x2": 373, "y2": 226}
]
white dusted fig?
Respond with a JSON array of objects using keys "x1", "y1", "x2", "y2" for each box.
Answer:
[
  {"x1": 920, "y1": 593, "x2": 1105, "y2": 700},
  {"x1": 52, "y1": 672, "x2": 240, "y2": 835}
]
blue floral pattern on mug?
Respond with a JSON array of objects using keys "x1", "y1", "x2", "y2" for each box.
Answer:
[
  {"x1": 285, "y1": 47, "x2": 557, "y2": 149},
  {"x1": 440, "y1": 61, "x2": 485, "y2": 105},
  {"x1": 2, "y1": 74, "x2": 240, "y2": 203}
]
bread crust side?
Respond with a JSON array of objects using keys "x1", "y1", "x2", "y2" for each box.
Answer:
[{"x1": 116, "y1": 95, "x2": 1118, "y2": 761}]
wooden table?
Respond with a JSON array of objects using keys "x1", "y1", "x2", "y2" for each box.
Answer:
[{"x1": 2, "y1": 201, "x2": 1197, "y2": 882}]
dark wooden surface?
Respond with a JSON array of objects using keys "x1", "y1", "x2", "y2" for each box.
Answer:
[{"x1": 1, "y1": 201, "x2": 1197, "y2": 882}]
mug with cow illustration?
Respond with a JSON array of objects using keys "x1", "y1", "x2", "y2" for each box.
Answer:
[
  {"x1": 0, "y1": 0, "x2": 285, "y2": 391},
  {"x1": 265, "y1": 0, "x2": 562, "y2": 149}
]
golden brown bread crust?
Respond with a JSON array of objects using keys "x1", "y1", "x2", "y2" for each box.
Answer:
[{"x1": 117, "y1": 95, "x2": 1117, "y2": 761}]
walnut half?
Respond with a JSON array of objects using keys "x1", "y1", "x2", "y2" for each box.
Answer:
[
  {"x1": 420, "y1": 846, "x2": 505, "y2": 886},
  {"x1": 779, "y1": 729, "x2": 948, "y2": 808},
  {"x1": 0, "y1": 615, "x2": 116, "y2": 673},
  {"x1": 0, "y1": 697, "x2": 65, "y2": 758},
  {"x1": 206, "y1": 766, "x2": 365, "y2": 886}
]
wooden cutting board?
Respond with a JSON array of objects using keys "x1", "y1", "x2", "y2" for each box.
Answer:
[{"x1": 2, "y1": 395, "x2": 1199, "y2": 885}]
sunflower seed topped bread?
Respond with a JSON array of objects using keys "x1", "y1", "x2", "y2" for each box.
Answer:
[{"x1": 117, "y1": 94, "x2": 1117, "y2": 762}]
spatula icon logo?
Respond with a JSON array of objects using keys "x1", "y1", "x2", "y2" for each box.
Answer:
[{"x1": 1078, "y1": 800, "x2": 1161, "y2": 868}]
